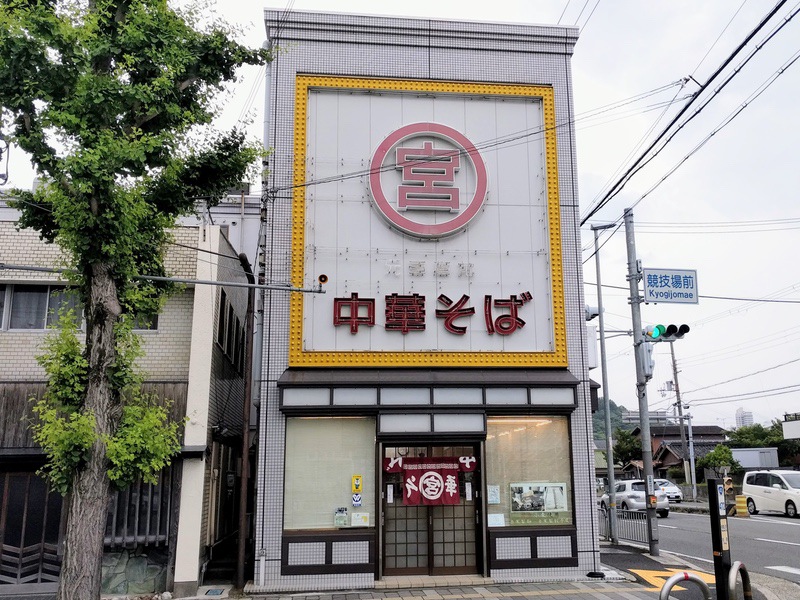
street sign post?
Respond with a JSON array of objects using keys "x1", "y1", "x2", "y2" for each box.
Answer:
[
  {"x1": 643, "y1": 268, "x2": 698, "y2": 304},
  {"x1": 708, "y1": 478, "x2": 732, "y2": 600}
]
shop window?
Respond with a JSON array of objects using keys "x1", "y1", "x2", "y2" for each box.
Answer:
[
  {"x1": 284, "y1": 417, "x2": 376, "y2": 530},
  {"x1": 484, "y1": 416, "x2": 573, "y2": 527}
]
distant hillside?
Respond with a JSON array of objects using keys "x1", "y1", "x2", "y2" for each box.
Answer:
[{"x1": 593, "y1": 399, "x2": 633, "y2": 439}]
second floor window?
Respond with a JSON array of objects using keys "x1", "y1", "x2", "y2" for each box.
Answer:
[
  {"x1": 2, "y1": 284, "x2": 80, "y2": 329},
  {"x1": 0, "y1": 284, "x2": 157, "y2": 331}
]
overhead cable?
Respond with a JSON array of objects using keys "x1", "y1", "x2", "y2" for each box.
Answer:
[{"x1": 580, "y1": 0, "x2": 790, "y2": 225}]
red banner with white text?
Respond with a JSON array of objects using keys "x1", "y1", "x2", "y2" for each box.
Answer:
[{"x1": 383, "y1": 456, "x2": 476, "y2": 505}]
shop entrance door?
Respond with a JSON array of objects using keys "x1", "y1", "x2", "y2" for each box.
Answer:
[{"x1": 382, "y1": 445, "x2": 481, "y2": 576}]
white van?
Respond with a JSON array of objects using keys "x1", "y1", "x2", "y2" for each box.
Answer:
[{"x1": 742, "y1": 470, "x2": 800, "y2": 517}]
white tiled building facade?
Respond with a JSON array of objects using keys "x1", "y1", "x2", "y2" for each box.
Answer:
[{"x1": 249, "y1": 10, "x2": 599, "y2": 593}]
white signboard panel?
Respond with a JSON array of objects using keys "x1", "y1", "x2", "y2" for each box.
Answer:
[
  {"x1": 642, "y1": 268, "x2": 698, "y2": 304},
  {"x1": 290, "y1": 77, "x2": 565, "y2": 367}
]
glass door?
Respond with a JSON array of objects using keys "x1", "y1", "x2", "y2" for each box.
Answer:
[{"x1": 382, "y1": 445, "x2": 480, "y2": 576}]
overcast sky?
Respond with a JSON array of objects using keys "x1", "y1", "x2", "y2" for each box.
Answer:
[{"x1": 4, "y1": 1, "x2": 798, "y2": 429}]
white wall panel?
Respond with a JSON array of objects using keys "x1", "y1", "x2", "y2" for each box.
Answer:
[{"x1": 302, "y1": 90, "x2": 552, "y2": 354}]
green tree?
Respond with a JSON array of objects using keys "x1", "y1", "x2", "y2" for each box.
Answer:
[
  {"x1": 727, "y1": 423, "x2": 782, "y2": 448},
  {"x1": 613, "y1": 427, "x2": 642, "y2": 465},
  {"x1": 592, "y1": 398, "x2": 631, "y2": 440},
  {"x1": 697, "y1": 444, "x2": 741, "y2": 479},
  {"x1": 729, "y1": 420, "x2": 800, "y2": 466},
  {"x1": 0, "y1": 1, "x2": 268, "y2": 598},
  {"x1": 771, "y1": 420, "x2": 800, "y2": 466}
]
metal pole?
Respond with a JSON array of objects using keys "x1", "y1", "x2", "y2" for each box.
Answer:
[
  {"x1": 669, "y1": 342, "x2": 691, "y2": 489},
  {"x1": 592, "y1": 224, "x2": 618, "y2": 543},
  {"x1": 687, "y1": 413, "x2": 698, "y2": 501},
  {"x1": 623, "y1": 208, "x2": 659, "y2": 556},
  {"x1": 237, "y1": 254, "x2": 256, "y2": 589}
]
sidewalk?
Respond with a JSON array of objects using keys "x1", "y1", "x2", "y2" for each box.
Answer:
[
  {"x1": 149, "y1": 537, "x2": 800, "y2": 600},
  {"x1": 170, "y1": 544, "x2": 748, "y2": 600}
]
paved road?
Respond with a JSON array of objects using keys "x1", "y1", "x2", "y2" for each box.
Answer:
[{"x1": 657, "y1": 511, "x2": 800, "y2": 585}]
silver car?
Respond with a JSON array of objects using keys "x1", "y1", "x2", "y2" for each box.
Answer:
[
  {"x1": 655, "y1": 478, "x2": 684, "y2": 503},
  {"x1": 600, "y1": 479, "x2": 670, "y2": 518}
]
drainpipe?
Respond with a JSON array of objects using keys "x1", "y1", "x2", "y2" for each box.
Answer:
[{"x1": 237, "y1": 254, "x2": 255, "y2": 590}]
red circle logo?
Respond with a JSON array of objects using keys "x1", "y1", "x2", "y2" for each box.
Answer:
[{"x1": 369, "y1": 123, "x2": 489, "y2": 238}]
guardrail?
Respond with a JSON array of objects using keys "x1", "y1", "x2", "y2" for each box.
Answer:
[{"x1": 598, "y1": 507, "x2": 648, "y2": 545}]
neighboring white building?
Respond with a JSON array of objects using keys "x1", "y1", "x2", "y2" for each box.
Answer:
[
  {"x1": 248, "y1": 9, "x2": 596, "y2": 593},
  {"x1": 736, "y1": 407, "x2": 754, "y2": 428}
]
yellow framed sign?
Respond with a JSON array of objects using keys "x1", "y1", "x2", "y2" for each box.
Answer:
[{"x1": 289, "y1": 75, "x2": 566, "y2": 368}]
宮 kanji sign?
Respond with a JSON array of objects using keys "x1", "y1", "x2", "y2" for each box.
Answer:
[
  {"x1": 383, "y1": 456, "x2": 475, "y2": 506},
  {"x1": 369, "y1": 122, "x2": 489, "y2": 239},
  {"x1": 291, "y1": 75, "x2": 568, "y2": 367},
  {"x1": 643, "y1": 268, "x2": 699, "y2": 304}
]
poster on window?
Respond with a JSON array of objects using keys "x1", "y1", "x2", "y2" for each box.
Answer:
[
  {"x1": 509, "y1": 482, "x2": 569, "y2": 525},
  {"x1": 384, "y1": 456, "x2": 475, "y2": 505}
]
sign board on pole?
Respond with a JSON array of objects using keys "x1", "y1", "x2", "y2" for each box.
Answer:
[{"x1": 643, "y1": 268, "x2": 698, "y2": 304}]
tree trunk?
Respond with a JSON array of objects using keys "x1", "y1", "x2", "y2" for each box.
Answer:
[{"x1": 57, "y1": 263, "x2": 121, "y2": 600}]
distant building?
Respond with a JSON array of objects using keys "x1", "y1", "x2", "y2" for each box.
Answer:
[
  {"x1": 736, "y1": 407, "x2": 754, "y2": 428},
  {"x1": 622, "y1": 410, "x2": 675, "y2": 426},
  {"x1": 634, "y1": 424, "x2": 728, "y2": 479}
]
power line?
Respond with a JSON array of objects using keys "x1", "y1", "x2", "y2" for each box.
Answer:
[
  {"x1": 689, "y1": 0, "x2": 750, "y2": 76},
  {"x1": 557, "y1": 0, "x2": 572, "y2": 25},
  {"x1": 682, "y1": 357, "x2": 800, "y2": 395},
  {"x1": 583, "y1": 281, "x2": 800, "y2": 304},
  {"x1": 269, "y1": 80, "x2": 687, "y2": 194},
  {"x1": 687, "y1": 384, "x2": 800, "y2": 405},
  {"x1": 580, "y1": 0, "x2": 790, "y2": 225},
  {"x1": 579, "y1": 0, "x2": 601, "y2": 35},
  {"x1": 621, "y1": 44, "x2": 800, "y2": 217}
]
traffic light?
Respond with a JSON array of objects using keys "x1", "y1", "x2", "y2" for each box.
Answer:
[
  {"x1": 643, "y1": 323, "x2": 690, "y2": 342},
  {"x1": 724, "y1": 477, "x2": 734, "y2": 494}
]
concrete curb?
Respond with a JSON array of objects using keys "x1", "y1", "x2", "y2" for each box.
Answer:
[{"x1": 605, "y1": 540, "x2": 800, "y2": 600}]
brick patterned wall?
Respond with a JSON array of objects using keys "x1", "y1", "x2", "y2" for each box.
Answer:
[
  {"x1": 138, "y1": 291, "x2": 194, "y2": 379},
  {"x1": 0, "y1": 221, "x2": 199, "y2": 280},
  {"x1": 0, "y1": 221, "x2": 69, "y2": 280},
  {"x1": 0, "y1": 223, "x2": 202, "y2": 381},
  {"x1": 166, "y1": 227, "x2": 200, "y2": 280}
]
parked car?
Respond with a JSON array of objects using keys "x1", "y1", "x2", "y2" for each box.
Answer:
[
  {"x1": 742, "y1": 470, "x2": 800, "y2": 517},
  {"x1": 599, "y1": 479, "x2": 670, "y2": 518},
  {"x1": 655, "y1": 478, "x2": 683, "y2": 502}
]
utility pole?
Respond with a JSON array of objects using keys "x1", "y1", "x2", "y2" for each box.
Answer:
[
  {"x1": 623, "y1": 208, "x2": 659, "y2": 556},
  {"x1": 592, "y1": 223, "x2": 618, "y2": 543},
  {"x1": 669, "y1": 342, "x2": 697, "y2": 500},
  {"x1": 669, "y1": 342, "x2": 690, "y2": 488},
  {"x1": 687, "y1": 412, "x2": 698, "y2": 501}
]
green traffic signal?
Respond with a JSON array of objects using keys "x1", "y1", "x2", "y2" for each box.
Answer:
[
  {"x1": 644, "y1": 324, "x2": 666, "y2": 340},
  {"x1": 644, "y1": 323, "x2": 690, "y2": 341}
]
